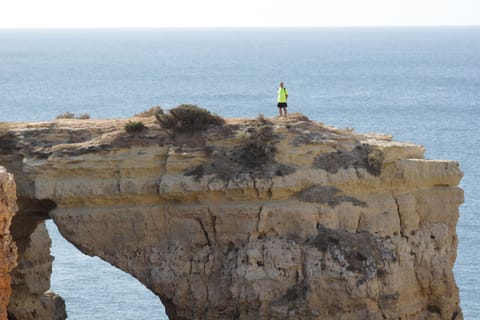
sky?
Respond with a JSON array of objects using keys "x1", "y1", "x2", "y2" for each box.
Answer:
[{"x1": 0, "y1": 0, "x2": 479, "y2": 28}]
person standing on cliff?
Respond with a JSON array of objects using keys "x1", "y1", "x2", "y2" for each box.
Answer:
[{"x1": 277, "y1": 82, "x2": 288, "y2": 117}]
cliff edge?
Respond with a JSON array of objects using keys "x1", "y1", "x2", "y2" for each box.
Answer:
[{"x1": 0, "y1": 114, "x2": 463, "y2": 319}]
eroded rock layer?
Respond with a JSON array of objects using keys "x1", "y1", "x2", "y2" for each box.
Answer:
[{"x1": 0, "y1": 115, "x2": 463, "y2": 319}]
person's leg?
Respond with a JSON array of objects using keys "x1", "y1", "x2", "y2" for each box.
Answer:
[{"x1": 284, "y1": 107, "x2": 288, "y2": 117}]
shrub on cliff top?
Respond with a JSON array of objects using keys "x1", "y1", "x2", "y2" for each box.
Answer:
[
  {"x1": 135, "y1": 106, "x2": 163, "y2": 118},
  {"x1": 77, "y1": 113, "x2": 91, "y2": 119},
  {"x1": 55, "y1": 112, "x2": 91, "y2": 120},
  {"x1": 238, "y1": 124, "x2": 276, "y2": 169},
  {"x1": 56, "y1": 112, "x2": 75, "y2": 119},
  {"x1": 288, "y1": 112, "x2": 310, "y2": 122},
  {"x1": 155, "y1": 104, "x2": 224, "y2": 133},
  {"x1": 125, "y1": 120, "x2": 146, "y2": 133}
]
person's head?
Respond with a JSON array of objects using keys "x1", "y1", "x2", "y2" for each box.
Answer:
[{"x1": 279, "y1": 82, "x2": 284, "y2": 88}]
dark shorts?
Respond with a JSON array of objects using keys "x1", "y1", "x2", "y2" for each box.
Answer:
[{"x1": 277, "y1": 102, "x2": 288, "y2": 108}]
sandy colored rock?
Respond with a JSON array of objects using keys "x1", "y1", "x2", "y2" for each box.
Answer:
[{"x1": 0, "y1": 115, "x2": 464, "y2": 319}]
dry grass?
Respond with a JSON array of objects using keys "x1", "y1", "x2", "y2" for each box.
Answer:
[{"x1": 0, "y1": 122, "x2": 11, "y2": 136}]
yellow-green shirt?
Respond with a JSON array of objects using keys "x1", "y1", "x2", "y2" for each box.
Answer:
[{"x1": 277, "y1": 87, "x2": 288, "y2": 103}]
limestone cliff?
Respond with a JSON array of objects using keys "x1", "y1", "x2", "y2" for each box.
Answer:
[
  {"x1": 0, "y1": 114, "x2": 463, "y2": 319},
  {"x1": 0, "y1": 168, "x2": 17, "y2": 320}
]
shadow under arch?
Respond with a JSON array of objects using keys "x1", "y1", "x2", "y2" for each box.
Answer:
[{"x1": 45, "y1": 220, "x2": 168, "y2": 320}]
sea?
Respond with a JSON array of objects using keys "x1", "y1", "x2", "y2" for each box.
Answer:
[{"x1": 0, "y1": 27, "x2": 479, "y2": 319}]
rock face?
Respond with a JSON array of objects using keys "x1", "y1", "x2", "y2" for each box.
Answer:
[
  {"x1": 8, "y1": 221, "x2": 66, "y2": 320},
  {"x1": 0, "y1": 166, "x2": 65, "y2": 320},
  {"x1": 0, "y1": 168, "x2": 17, "y2": 320},
  {"x1": 0, "y1": 115, "x2": 464, "y2": 319}
]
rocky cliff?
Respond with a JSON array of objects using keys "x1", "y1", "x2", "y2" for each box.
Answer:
[
  {"x1": 0, "y1": 168, "x2": 17, "y2": 320},
  {"x1": 0, "y1": 114, "x2": 463, "y2": 319}
]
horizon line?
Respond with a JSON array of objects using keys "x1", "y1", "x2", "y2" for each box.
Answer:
[{"x1": 1, "y1": 24, "x2": 480, "y2": 30}]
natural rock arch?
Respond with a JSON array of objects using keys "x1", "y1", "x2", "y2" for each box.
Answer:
[{"x1": 0, "y1": 117, "x2": 464, "y2": 319}]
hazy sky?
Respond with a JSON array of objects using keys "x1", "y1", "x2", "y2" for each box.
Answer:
[{"x1": 1, "y1": 0, "x2": 479, "y2": 28}]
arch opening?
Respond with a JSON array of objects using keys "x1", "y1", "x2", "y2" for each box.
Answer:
[
  {"x1": 10, "y1": 197, "x2": 57, "y2": 254},
  {"x1": 8, "y1": 211, "x2": 65, "y2": 320},
  {"x1": 46, "y1": 220, "x2": 168, "y2": 320}
]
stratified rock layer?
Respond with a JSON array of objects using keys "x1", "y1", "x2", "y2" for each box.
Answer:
[
  {"x1": 0, "y1": 115, "x2": 463, "y2": 319},
  {"x1": 0, "y1": 167, "x2": 17, "y2": 320}
]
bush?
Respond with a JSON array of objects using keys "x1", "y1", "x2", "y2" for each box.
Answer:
[
  {"x1": 77, "y1": 113, "x2": 91, "y2": 120},
  {"x1": 125, "y1": 121, "x2": 146, "y2": 133},
  {"x1": 238, "y1": 125, "x2": 275, "y2": 168},
  {"x1": 367, "y1": 147, "x2": 384, "y2": 176},
  {"x1": 289, "y1": 112, "x2": 310, "y2": 122},
  {"x1": 135, "y1": 106, "x2": 163, "y2": 118},
  {"x1": 155, "y1": 104, "x2": 224, "y2": 133},
  {"x1": 56, "y1": 112, "x2": 75, "y2": 119},
  {"x1": 55, "y1": 112, "x2": 91, "y2": 120}
]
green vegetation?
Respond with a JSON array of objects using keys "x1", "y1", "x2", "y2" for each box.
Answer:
[
  {"x1": 135, "y1": 106, "x2": 163, "y2": 118},
  {"x1": 55, "y1": 112, "x2": 90, "y2": 120},
  {"x1": 56, "y1": 112, "x2": 75, "y2": 119},
  {"x1": 238, "y1": 124, "x2": 276, "y2": 169},
  {"x1": 185, "y1": 119, "x2": 294, "y2": 182},
  {"x1": 288, "y1": 112, "x2": 310, "y2": 122},
  {"x1": 124, "y1": 120, "x2": 146, "y2": 133},
  {"x1": 77, "y1": 113, "x2": 91, "y2": 119},
  {"x1": 367, "y1": 147, "x2": 384, "y2": 176},
  {"x1": 155, "y1": 104, "x2": 224, "y2": 133}
]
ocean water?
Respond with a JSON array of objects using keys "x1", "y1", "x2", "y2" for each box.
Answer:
[{"x1": 1, "y1": 27, "x2": 479, "y2": 319}]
